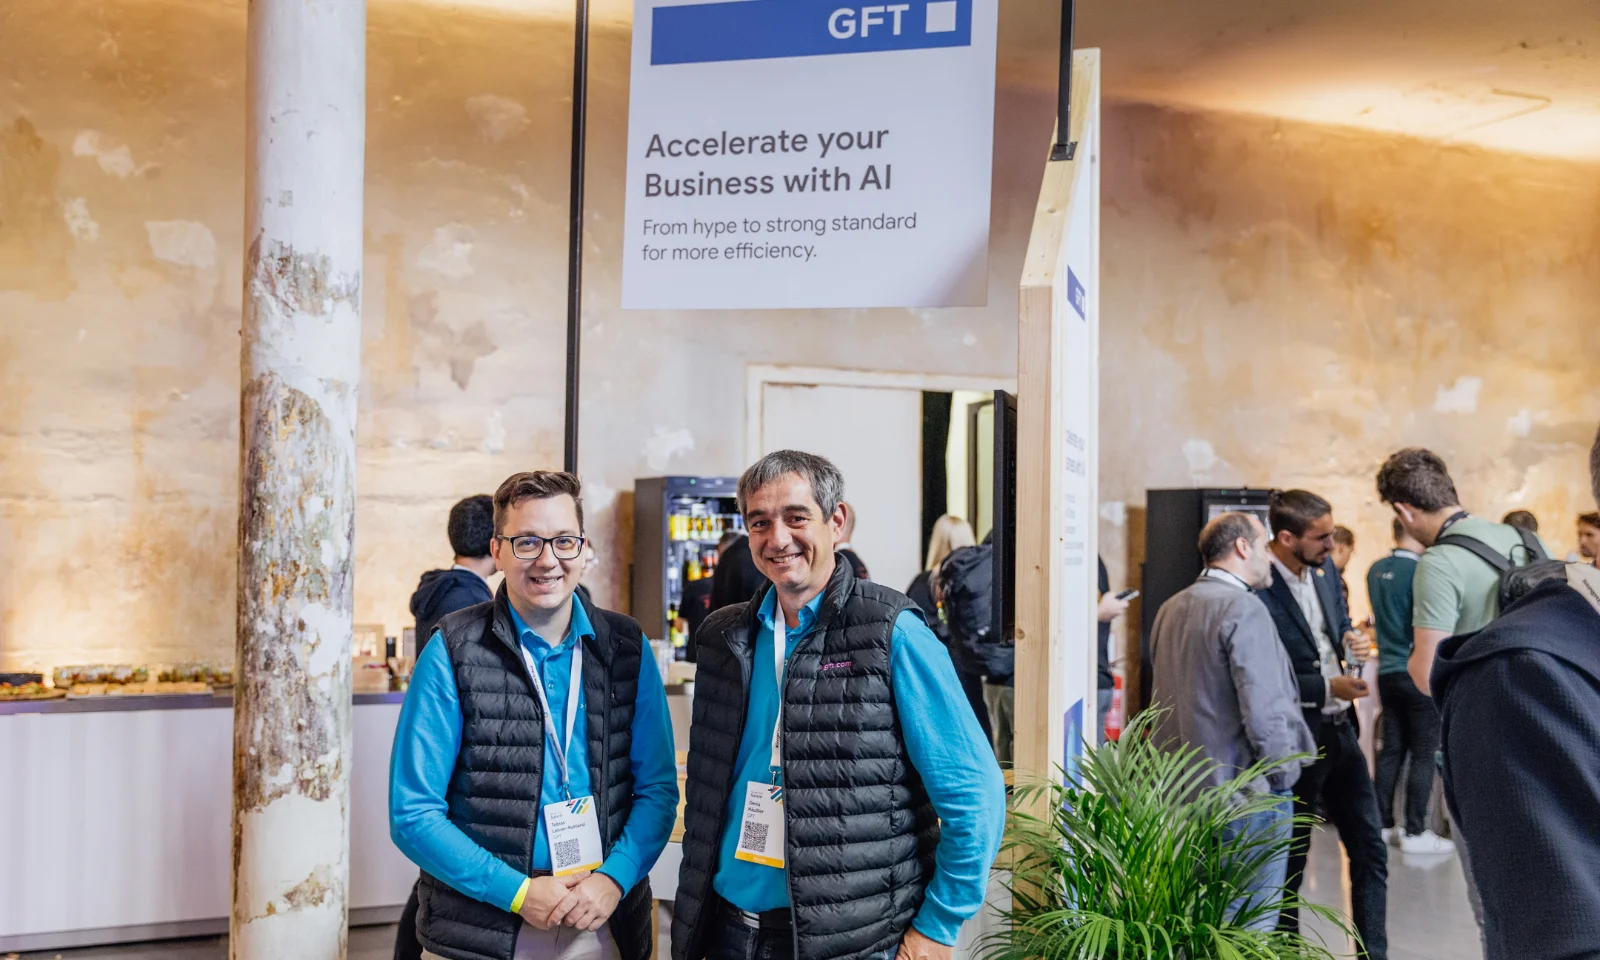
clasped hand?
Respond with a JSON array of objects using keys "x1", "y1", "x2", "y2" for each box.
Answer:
[{"x1": 518, "y1": 872, "x2": 623, "y2": 932}]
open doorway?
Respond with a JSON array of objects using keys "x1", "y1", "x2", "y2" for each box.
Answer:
[{"x1": 744, "y1": 366, "x2": 1013, "y2": 592}]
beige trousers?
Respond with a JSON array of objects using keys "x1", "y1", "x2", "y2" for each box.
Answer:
[
  {"x1": 423, "y1": 923, "x2": 620, "y2": 960},
  {"x1": 984, "y1": 682, "x2": 1014, "y2": 765}
]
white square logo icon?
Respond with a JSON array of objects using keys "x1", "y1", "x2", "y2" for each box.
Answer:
[{"x1": 925, "y1": 1, "x2": 957, "y2": 33}]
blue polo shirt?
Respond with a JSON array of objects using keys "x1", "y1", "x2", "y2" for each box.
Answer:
[
  {"x1": 389, "y1": 598, "x2": 678, "y2": 910},
  {"x1": 711, "y1": 590, "x2": 1005, "y2": 945}
]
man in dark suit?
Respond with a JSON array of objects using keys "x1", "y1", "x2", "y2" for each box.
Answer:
[{"x1": 1256, "y1": 490, "x2": 1387, "y2": 960}]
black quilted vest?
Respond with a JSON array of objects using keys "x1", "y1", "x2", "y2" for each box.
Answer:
[
  {"x1": 672, "y1": 559, "x2": 939, "y2": 960},
  {"x1": 415, "y1": 586, "x2": 653, "y2": 960}
]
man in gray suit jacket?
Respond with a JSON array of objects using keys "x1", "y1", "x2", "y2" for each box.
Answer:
[{"x1": 1150, "y1": 511, "x2": 1314, "y2": 930}]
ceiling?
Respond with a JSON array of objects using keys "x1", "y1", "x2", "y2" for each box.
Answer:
[
  {"x1": 1073, "y1": 0, "x2": 1600, "y2": 161},
  {"x1": 422, "y1": 0, "x2": 1600, "y2": 161}
]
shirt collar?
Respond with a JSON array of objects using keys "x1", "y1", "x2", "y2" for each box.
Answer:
[
  {"x1": 758, "y1": 588, "x2": 825, "y2": 639},
  {"x1": 1392, "y1": 549, "x2": 1421, "y2": 561},
  {"x1": 507, "y1": 595, "x2": 594, "y2": 655},
  {"x1": 1201, "y1": 567, "x2": 1252, "y2": 591},
  {"x1": 1270, "y1": 553, "x2": 1313, "y2": 586}
]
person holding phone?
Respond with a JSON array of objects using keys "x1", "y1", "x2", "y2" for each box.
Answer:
[{"x1": 1096, "y1": 557, "x2": 1133, "y2": 744}]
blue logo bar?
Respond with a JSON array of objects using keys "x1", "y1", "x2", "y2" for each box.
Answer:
[
  {"x1": 1067, "y1": 267, "x2": 1087, "y2": 320},
  {"x1": 652, "y1": 0, "x2": 972, "y2": 66}
]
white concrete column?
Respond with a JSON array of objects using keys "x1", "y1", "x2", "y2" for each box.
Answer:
[{"x1": 232, "y1": 1, "x2": 366, "y2": 958}]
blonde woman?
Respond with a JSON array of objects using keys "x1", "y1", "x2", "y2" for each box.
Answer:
[{"x1": 906, "y1": 515, "x2": 991, "y2": 741}]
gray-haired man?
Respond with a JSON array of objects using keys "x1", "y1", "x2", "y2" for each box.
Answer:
[
  {"x1": 672, "y1": 450, "x2": 1005, "y2": 960},
  {"x1": 1150, "y1": 511, "x2": 1314, "y2": 930}
]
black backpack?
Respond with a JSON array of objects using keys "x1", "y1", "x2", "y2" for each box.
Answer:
[
  {"x1": 1435, "y1": 525, "x2": 1563, "y2": 613},
  {"x1": 938, "y1": 543, "x2": 1011, "y2": 679}
]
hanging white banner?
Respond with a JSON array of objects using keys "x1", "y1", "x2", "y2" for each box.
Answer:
[{"x1": 622, "y1": 0, "x2": 999, "y2": 310}]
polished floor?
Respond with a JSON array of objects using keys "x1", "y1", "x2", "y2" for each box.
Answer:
[
  {"x1": 21, "y1": 828, "x2": 1483, "y2": 960},
  {"x1": 1299, "y1": 826, "x2": 1482, "y2": 960}
]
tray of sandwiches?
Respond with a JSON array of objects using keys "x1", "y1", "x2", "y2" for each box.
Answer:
[
  {"x1": 54, "y1": 662, "x2": 229, "y2": 698},
  {"x1": 0, "y1": 675, "x2": 65, "y2": 701}
]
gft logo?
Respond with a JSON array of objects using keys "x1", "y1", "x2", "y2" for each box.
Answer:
[{"x1": 828, "y1": 2, "x2": 958, "y2": 40}]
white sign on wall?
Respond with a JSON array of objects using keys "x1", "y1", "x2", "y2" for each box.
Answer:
[{"x1": 622, "y1": 0, "x2": 999, "y2": 310}]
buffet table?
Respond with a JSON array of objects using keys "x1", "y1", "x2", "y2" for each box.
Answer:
[{"x1": 0, "y1": 692, "x2": 414, "y2": 953}]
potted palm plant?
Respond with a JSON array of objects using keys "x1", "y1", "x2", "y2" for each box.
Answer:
[{"x1": 984, "y1": 709, "x2": 1353, "y2": 959}]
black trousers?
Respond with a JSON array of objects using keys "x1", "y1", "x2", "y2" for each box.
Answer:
[
  {"x1": 957, "y1": 668, "x2": 993, "y2": 745},
  {"x1": 1373, "y1": 672, "x2": 1441, "y2": 835},
  {"x1": 704, "y1": 898, "x2": 900, "y2": 960},
  {"x1": 393, "y1": 880, "x2": 422, "y2": 960},
  {"x1": 704, "y1": 898, "x2": 797, "y2": 960},
  {"x1": 1280, "y1": 713, "x2": 1388, "y2": 960}
]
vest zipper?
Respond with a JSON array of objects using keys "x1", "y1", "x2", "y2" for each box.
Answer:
[
  {"x1": 689, "y1": 627, "x2": 755, "y2": 959},
  {"x1": 510, "y1": 646, "x2": 544, "y2": 877},
  {"x1": 588, "y1": 636, "x2": 608, "y2": 847},
  {"x1": 780, "y1": 661, "x2": 799, "y2": 960}
]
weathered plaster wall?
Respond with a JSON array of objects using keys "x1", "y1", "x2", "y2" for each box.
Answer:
[
  {"x1": 1097, "y1": 102, "x2": 1600, "y2": 620},
  {"x1": 0, "y1": 0, "x2": 1042, "y2": 669},
  {"x1": 5, "y1": 1, "x2": 1597, "y2": 672}
]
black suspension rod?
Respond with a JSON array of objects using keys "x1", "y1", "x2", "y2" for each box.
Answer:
[
  {"x1": 563, "y1": 0, "x2": 591, "y2": 473},
  {"x1": 1049, "y1": 0, "x2": 1076, "y2": 162}
]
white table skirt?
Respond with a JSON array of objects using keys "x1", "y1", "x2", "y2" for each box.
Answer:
[{"x1": 0, "y1": 697, "x2": 414, "y2": 952}]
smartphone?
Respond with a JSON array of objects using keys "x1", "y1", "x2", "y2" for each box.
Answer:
[{"x1": 1115, "y1": 588, "x2": 1139, "y2": 601}]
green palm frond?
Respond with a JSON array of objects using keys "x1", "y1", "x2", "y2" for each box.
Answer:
[{"x1": 982, "y1": 706, "x2": 1356, "y2": 960}]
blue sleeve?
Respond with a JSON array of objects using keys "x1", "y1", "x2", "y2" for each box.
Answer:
[
  {"x1": 889, "y1": 610, "x2": 1005, "y2": 945},
  {"x1": 389, "y1": 633, "x2": 528, "y2": 911},
  {"x1": 596, "y1": 648, "x2": 680, "y2": 894}
]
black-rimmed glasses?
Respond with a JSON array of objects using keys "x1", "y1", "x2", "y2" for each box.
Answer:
[{"x1": 495, "y1": 534, "x2": 586, "y2": 561}]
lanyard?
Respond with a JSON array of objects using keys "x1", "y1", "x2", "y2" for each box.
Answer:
[
  {"x1": 521, "y1": 641, "x2": 584, "y2": 799},
  {"x1": 769, "y1": 613, "x2": 787, "y2": 783},
  {"x1": 1437, "y1": 510, "x2": 1470, "y2": 539}
]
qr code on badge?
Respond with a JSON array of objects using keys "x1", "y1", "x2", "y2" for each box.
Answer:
[
  {"x1": 554, "y1": 838, "x2": 582, "y2": 865},
  {"x1": 739, "y1": 821, "x2": 769, "y2": 852}
]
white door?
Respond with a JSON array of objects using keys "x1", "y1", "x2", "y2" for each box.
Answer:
[{"x1": 759, "y1": 383, "x2": 922, "y2": 593}]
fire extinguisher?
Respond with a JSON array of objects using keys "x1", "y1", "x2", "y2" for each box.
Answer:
[{"x1": 1105, "y1": 673, "x2": 1124, "y2": 742}]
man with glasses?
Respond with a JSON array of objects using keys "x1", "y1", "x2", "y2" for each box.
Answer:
[
  {"x1": 390, "y1": 470, "x2": 678, "y2": 960},
  {"x1": 1255, "y1": 490, "x2": 1386, "y2": 960}
]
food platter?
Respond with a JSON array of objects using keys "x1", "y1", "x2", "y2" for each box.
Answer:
[
  {"x1": 67, "y1": 681, "x2": 211, "y2": 698},
  {"x1": 0, "y1": 682, "x2": 68, "y2": 702}
]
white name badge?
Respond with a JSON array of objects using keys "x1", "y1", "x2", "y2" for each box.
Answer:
[
  {"x1": 543, "y1": 795, "x2": 604, "y2": 877},
  {"x1": 733, "y1": 781, "x2": 785, "y2": 868}
]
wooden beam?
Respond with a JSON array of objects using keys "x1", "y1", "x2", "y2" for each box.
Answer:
[{"x1": 1014, "y1": 49, "x2": 1100, "y2": 788}]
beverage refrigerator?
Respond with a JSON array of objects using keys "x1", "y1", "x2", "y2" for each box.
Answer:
[{"x1": 631, "y1": 475, "x2": 742, "y2": 657}]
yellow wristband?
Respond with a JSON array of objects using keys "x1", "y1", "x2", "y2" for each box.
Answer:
[{"x1": 508, "y1": 877, "x2": 531, "y2": 915}]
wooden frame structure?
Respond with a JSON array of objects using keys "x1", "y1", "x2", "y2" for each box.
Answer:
[{"x1": 1013, "y1": 49, "x2": 1101, "y2": 785}]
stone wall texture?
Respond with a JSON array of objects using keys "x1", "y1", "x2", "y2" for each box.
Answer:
[
  {"x1": 1097, "y1": 102, "x2": 1600, "y2": 620},
  {"x1": 2, "y1": 1, "x2": 1597, "y2": 670},
  {"x1": 0, "y1": 0, "x2": 1037, "y2": 669}
]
